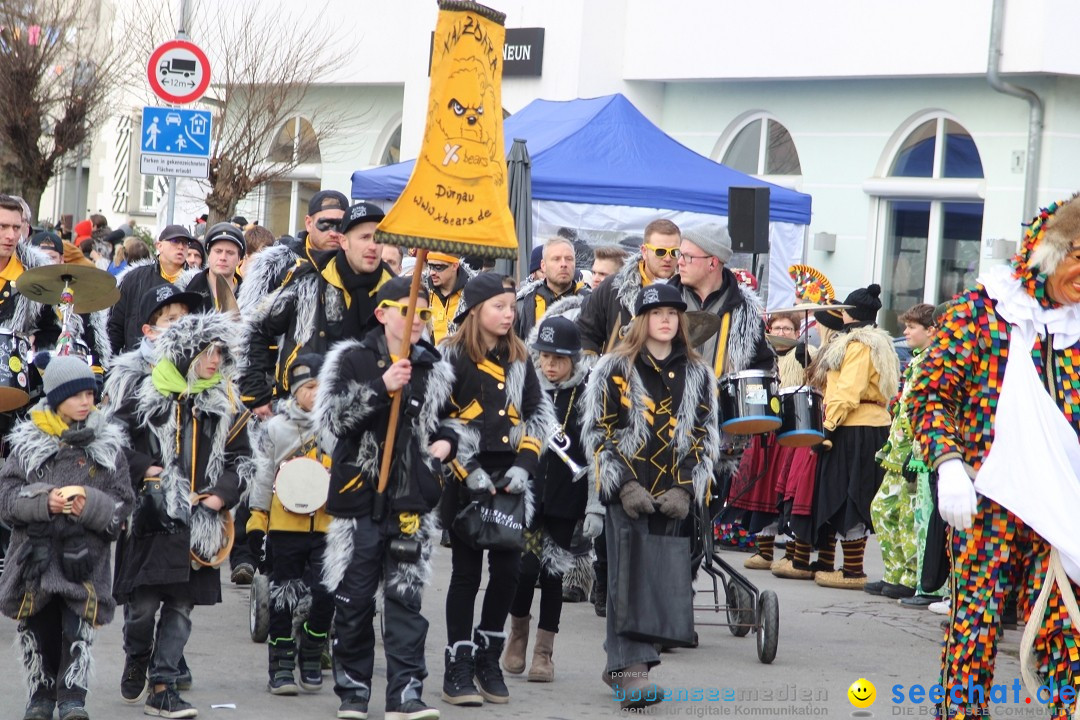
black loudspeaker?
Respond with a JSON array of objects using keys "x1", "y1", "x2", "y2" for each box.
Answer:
[{"x1": 728, "y1": 187, "x2": 770, "y2": 255}]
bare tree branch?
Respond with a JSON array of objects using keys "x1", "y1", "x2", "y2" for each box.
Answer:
[
  {"x1": 124, "y1": 0, "x2": 367, "y2": 224},
  {"x1": 0, "y1": 0, "x2": 130, "y2": 216}
]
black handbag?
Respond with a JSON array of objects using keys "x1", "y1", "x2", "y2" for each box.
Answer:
[
  {"x1": 131, "y1": 478, "x2": 185, "y2": 538},
  {"x1": 614, "y1": 520, "x2": 695, "y2": 647},
  {"x1": 452, "y1": 487, "x2": 526, "y2": 552}
]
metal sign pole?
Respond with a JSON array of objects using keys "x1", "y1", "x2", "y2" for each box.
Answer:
[{"x1": 166, "y1": 178, "x2": 176, "y2": 225}]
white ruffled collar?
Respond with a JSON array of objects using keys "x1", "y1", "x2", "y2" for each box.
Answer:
[{"x1": 979, "y1": 264, "x2": 1080, "y2": 348}]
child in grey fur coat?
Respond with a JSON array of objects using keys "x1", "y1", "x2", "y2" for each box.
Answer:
[{"x1": 0, "y1": 356, "x2": 134, "y2": 720}]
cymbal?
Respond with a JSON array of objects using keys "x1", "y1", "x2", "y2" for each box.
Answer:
[
  {"x1": 766, "y1": 334, "x2": 798, "y2": 350},
  {"x1": 16, "y1": 264, "x2": 118, "y2": 312},
  {"x1": 769, "y1": 302, "x2": 854, "y2": 314},
  {"x1": 685, "y1": 311, "x2": 723, "y2": 348},
  {"x1": 75, "y1": 286, "x2": 121, "y2": 314}
]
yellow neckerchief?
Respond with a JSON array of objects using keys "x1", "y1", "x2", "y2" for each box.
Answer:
[
  {"x1": 160, "y1": 266, "x2": 181, "y2": 284},
  {"x1": 638, "y1": 260, "x2": 653, "y2": 287},
  {"x1": 0, "y1": 252, "x2": 24, "y2": 293},
  {"x1": 533, "y1": 281, "x2": 585, "y2": 323},
  {"x1": 31, "y1": 408, "x2": 70, "y2": 437}
]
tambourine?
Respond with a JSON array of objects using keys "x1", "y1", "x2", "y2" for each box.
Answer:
[{"x1": 189, "y1": 493, "x2": 235, "y2": 569}]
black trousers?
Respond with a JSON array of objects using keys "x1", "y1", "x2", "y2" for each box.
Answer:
[
  {"x1": 445, "y1": 526, "x2": 521, "y2": 643},
  {"x1": 229, "y1": 501, "x2": 255, "y2": 569},
  {"x1": 267, "y1": 531, "x2": 334, "y2": 641},
  {"x1": 509, "y1": 516, "x2": 576, "y2": 632},
  {"x1": 21, "y1": 598, "x2": 91, "y2": 705},
  {"x1": 330, "y1": 515, "x2": 431, "y2": 707}
]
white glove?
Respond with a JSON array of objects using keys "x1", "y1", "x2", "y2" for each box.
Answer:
[
  {"x1": 937, "y1": 458, "x2": 978, "y2": 530},
  {"x1": 503, "y1": 466, "x2": 530, "y2": 494},
  {"x1": 465, "y1": 468, "x2": 495, "y2": 494},
  {"x1": 582, "y1": 512, "x2": 604, "y2": 539}
]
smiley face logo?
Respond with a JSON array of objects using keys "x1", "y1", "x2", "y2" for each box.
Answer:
[{"x1": 847, "y1": 678, "x2": 876, "y2": 709}]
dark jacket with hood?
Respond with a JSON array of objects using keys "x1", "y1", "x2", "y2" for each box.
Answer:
[
  {"x1": 185, "y1": 268, "x2": 243, "y2": 313},
  {"x1": 0, "y1": 404, "x2": 133, "y2": 625},
  {"x1": 107, "y1": 258, "x2": 198, "y2": 355},
  {"x1": 110, "y1": 312, "x2": 257, "y2": 605},
  {"x1": 241, "y1": 249, "x2": 395, "y2": 409},
  {"x1": 576, "y1": 254, "x2": 651, "y2": 356}
]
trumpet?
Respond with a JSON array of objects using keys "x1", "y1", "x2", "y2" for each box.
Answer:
[{"x1": 548, "y1": 432, "x2": 588, "y2": 481}]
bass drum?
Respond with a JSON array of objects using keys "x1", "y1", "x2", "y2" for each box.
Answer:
[
  {"x1": 777, "y1": 386, "x2": 825, "y2": 448},
  {"x1": 275, "y1": 456, "x2": 331, "y2": 515},
  {"x1": 718, "y1": 370, "x2": 781, "y2": 435}
]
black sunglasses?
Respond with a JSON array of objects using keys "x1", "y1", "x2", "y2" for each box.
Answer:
[{"x1": 427, "y1": 263, "x2": 450, "y2": 272}]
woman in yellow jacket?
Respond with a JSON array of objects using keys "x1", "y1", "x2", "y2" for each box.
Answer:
[
  {"x1": 801, "y1": 285, "x2": 900, "y2": 590},
  {"x1": 247, "y1": 355, "x2": 335, "y2": 695}
]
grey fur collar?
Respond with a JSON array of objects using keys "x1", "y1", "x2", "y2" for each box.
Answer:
[
  {"x1": 816, "y1": 325, "x2": 900, "y2": 399},
  {"x1": 725, "y1": 284, "x2": 768, "y2": 375},
  {"x1": 515, "y1": 276, "x2": 544, "y2": 301},
  {"x1": 8, "y1": 402, "x2": 126, "y2": 474},
  {"x1": 114, "y1": 258, "x2": 155, "y2": 287},
  {"x1": 237, "y1": 243, "x2": 301, "y2": 313},
  {"x1": 9, "y1": 243, "x2": 52, "y2": 335},
  {"x1": 101, "y1": 346, "x2": 151, "y2": 410},
  {"x1": 581, "y1": 351, "x2": 719, "y2": 504},
  {"x1": 612, "y1": 252, "x2": 645, "y2": 317}
]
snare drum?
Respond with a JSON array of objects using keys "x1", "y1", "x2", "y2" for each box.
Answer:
[
  {"x1": 0, "y1": 330, "x2": 31, "y2": 412},
  {"x1": 777, "y1": 386, "x2": 825, "y2": 447},
  {"x1": 718, "y1": 370, "x2": 781, "y2": 435},
  {"x1": 274, "y1": 457, "x2": 331, "y2": 515}
]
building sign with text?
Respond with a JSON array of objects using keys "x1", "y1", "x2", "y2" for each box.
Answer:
[{"x1": 429, "y1": 27, "x2": 544, "y2": 77}]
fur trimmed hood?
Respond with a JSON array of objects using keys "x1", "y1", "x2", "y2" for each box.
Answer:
[
  {"x1": 814, "y1": 324, "x2": 900, "y2": 399},
  {"x1": 237, "y1": 242, "x2": 302, "y2": 314},
  {"x1": 612, "y1": 252, "x2": 646, "y2": 318},
  {"x1": 526, "y1": 294, "x2": 590, "y2": 391},
  {"x1": 153, "y1": 311, "x2": 240, "y2": 379}
]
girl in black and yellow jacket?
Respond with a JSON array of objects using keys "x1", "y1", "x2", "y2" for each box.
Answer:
[
  {"x1": 438, "y1": 273, "x2": 557, "y2": 707},
  {"x1": 580, "y1": 282, "x2": 719, "y2": 711}
]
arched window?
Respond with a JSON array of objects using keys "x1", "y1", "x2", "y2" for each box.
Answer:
[
  {"x1": 720, "y1": 115, "x2": 801, "y2": 176},
  {"x1": 380, "y1": 125, "x2": 402, "y2": 166},
  {"x1": 264, "y1": 116, "x2": 322, "y2": 236},
  {"x1": 873, "y1": 115, "x2": 984, "y2": 332}
]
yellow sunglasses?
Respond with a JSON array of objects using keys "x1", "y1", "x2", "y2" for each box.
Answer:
[
  {"x1": 643, "y1": 244, "x2": 681, "y2": 259},
  {"x1": 379, "y1": 300, "x2": 433, "y2": 322}
]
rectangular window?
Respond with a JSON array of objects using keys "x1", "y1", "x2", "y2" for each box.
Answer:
[{"x1": 140, "y1": 174, "x2": 161, "y2": 212}]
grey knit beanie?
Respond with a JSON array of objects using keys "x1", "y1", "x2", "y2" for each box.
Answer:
[
  {"x1": 43, "y1": 355, "x2": 97, "y2": 409},
  {"x1": 681, "y1": 224, "x2": 733, "y2": 264}
]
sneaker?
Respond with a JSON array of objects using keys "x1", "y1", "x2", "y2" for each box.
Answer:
[
  {"x1": 231, "y1": 563, "x2": 255, "y2": 585},
  {"x1": 928, "y1": 599, "x2": 951, "y2": 615},
  {"x1": 144, "y1": 686, "x2": 198, "y2": 718},
  {"x1": 176, "y1": 656, "x2": 193, "y2": 691},
  {"x1": 121, "y1": 652, "x2": 152, "y2": 703},
  {"x1": 898, "y1": 594, "x2": 938, "y2": 609},
  {"x1": 473, "y1": 630, "x2": 509, "y2": 704},
  {"x1": 441, "y1": 642, "x2": 482, "y2": 707},
  {"x1": 58, "y1": 701, "x2": 90, "y2": 720},
  {"x1": 336, "y1": 695, "x2": 369, "y2": 720},
  {"x1": 385, "y1": 698, "x2": 441, "y2": 720}
]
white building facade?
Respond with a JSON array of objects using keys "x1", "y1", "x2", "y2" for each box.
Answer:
[{"x1": 60, "y1": 0, "x2": 1080, "y2": 331}]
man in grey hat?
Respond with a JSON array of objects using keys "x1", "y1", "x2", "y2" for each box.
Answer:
[{"x1": 671, "y1": 223, "x2": 773, "y2": 377}]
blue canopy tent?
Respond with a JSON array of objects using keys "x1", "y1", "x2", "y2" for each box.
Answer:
[{"x1": 352, "y1": 94, "x2": 813, "y2": 306}]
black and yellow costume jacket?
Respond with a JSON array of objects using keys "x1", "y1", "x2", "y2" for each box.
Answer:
[{"x1": 581, "y1": 341, "x2": 719, "y2": 505}]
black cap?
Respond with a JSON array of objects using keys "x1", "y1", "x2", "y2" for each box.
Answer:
[
  {"x1": 339, "y1": 202, "x2": 386, "y2": 235},
  {"x1": 634, "y1": 283, "x2": 686, "y2": 316},
  {"x1": 105, "y1": 228, "x2": 126, "y2": 246},
  {"x1": 843, "y1": 283, "x2": 882, "y2": 323},
  {"x1": 231, "y1": 216, "x2": 248, "y2": 227},
  {"x1": 308, "y1": 190, "x2": 350, "y2": 216},
  {"x1": 204, "y1": 222, "x2": 246, "y2": 258},
  {"x1": 288, "y1": 353, "x2": 324, "y2": 392},
  {"x1": 158, "y1": 224, "x2": 193, "y2": 244},
  {"x1": 29, "y1": 231, "x2": 63, "y2": 254},
  {"x1": 454, "y1": 273, "x2": 514, "y2": 323},
  {"x1": 533, "y1": 316, "x2": 581, "y2": 356},
  {"x1": 186, "y1": 238, "x2": 205, "y2": 261},
  {"x1": 375, "y1": 276, "x2": 429, "y2": 307},
  {"x1": 139, "y1": 283, "x2": 202, "y2": 326}
]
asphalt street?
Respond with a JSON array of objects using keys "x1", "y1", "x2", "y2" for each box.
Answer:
[{"x1": 0, "y1": 539, "x2": 1044, "y2": 719}]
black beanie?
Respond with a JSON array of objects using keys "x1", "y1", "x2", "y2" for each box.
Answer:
[{"x1": 843, "y1": 284, "x2": 883, "y2": 323}]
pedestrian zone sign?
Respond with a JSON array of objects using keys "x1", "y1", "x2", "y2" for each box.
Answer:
[{"x1": 140, "y1": 106, "x2": 212, "y2": 179}]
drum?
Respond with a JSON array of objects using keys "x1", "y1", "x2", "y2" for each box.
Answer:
[
  {"x1": 274, "y1": 456, "x2": 331, "y2": 515},
  {"x1": 0, "y1": 330, "x2": 31, "y2": 412},
  {"x1": 718, "y1": 370, "x2": 781, "y2": 435},
  {"x1": 777, "y1": 386, "x2": 825, "y2": 448}
]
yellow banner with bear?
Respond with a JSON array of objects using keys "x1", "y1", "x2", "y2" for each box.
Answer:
[{"x1": 374, "y1": 0, "x2": 518, "y2": 258}]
